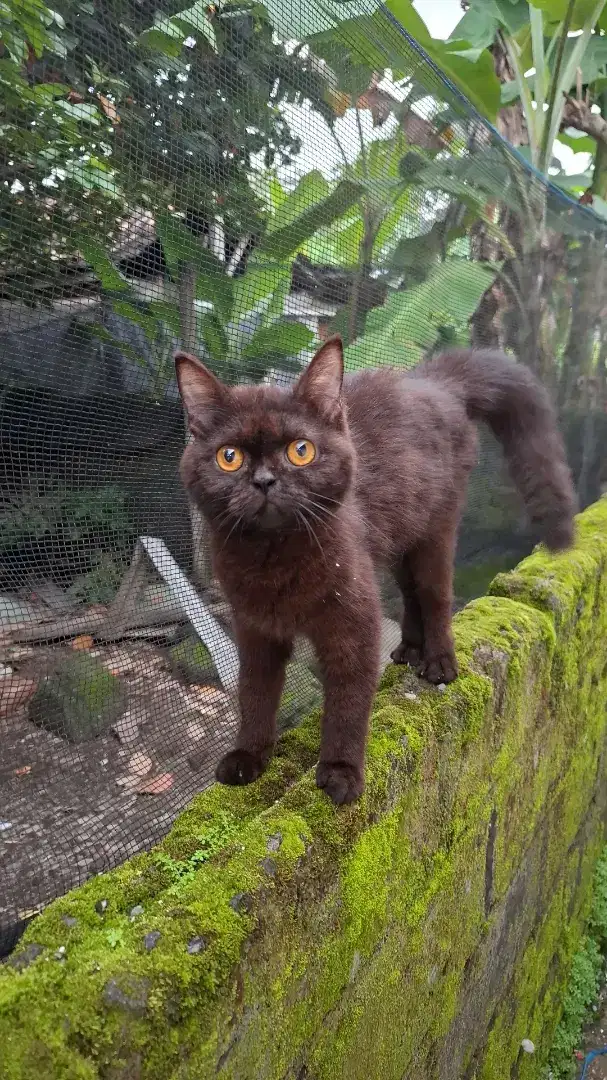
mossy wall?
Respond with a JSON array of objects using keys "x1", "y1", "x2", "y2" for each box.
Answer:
[{"x1": 1, "y1": 498, "x2": 607, "y2": 1080}]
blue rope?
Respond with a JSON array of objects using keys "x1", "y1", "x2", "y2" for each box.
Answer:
[{"x1": 581, "y1": 1047, "x2": 607, "y2": 1080}]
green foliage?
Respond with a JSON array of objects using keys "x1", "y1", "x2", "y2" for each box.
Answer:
[
  {"x1": 0, "y1": 0, "x2": 329, "y2": 304},
  {"x1": 152, "y1": 810, "x2": 240, "y2": 891},
  {"x1": 344, "y1": 259, "x2": 497, "y2": 368},
  {"x1": 547, "y1": 847, "x2": 607, "y2": 1078},
  {"x1": 0, "y1": 484, "x2": 135, "y2": 602}
]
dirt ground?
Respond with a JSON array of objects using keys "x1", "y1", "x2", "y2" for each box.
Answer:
[{"x1": 0, "y1": 635, "x2": 238, "y2": 952}]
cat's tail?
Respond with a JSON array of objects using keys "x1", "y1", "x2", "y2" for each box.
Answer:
[{"x1": 416, "y1": 348, "x2": 577, "y2": 551}]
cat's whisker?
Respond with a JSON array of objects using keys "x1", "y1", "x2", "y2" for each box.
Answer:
[
  {"x1": 296, "y1": 507, "x2": 326, "y2": 561},
  {"x1": 219, "y1": 512, "x2": 245, "y2": 549},
  {"x1": 302, "y1": 497, "x2": 338, "y2": 520},
  {"x1": 298, "y1": 501, "x2": 336, "y2": 536},
  {"x1": 309, "y1": 491, "x2": 341, "y2": 507}
]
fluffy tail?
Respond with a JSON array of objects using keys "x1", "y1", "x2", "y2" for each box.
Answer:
[{"x1": 416, "y1": 349, "x2": 577, "y2": 551}]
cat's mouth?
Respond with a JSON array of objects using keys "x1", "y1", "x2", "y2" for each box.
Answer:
[{"x1": 253, "y1": 502, "x2": 285, "y2": 530}]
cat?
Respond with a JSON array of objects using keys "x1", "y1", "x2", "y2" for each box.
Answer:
[{"x1": 176, "y1": 337, "x2": 576, "y2": 805}]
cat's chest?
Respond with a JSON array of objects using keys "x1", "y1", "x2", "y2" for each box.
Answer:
[{"x1": 217, "y1": 550, "x2": 330, "y2": 637}]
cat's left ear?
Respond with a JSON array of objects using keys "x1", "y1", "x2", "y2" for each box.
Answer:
[
  {"x1": 175, "y1": 350, "x2": 230, "y2": 433},
  {"x1": 294, "y1": 336, "x2": 344, "y2": 422}
]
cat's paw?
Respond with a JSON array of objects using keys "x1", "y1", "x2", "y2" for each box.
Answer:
[
  {"x1": 420, "y1": 651, "x2": 458, "y2": 685},
  {"x1": 390, "y1": 640, "x2": 423, "y2": 668},
  {"x1": 316, "y1": 761, "x2": 364, "y2": 805},
  {"x1": 215, "y1": 748, "x2": 270, "y2": 786}
]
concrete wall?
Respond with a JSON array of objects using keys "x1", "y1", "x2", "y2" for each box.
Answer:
[{"x1": 1, "y1": 498, "x2": 607, "y2": 1080}]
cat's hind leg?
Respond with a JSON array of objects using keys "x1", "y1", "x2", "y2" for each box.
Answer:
[
  {"x1": 390, "y1": 556, "x2": 425, "y2": 669},
  {"x1": 407, "y1": 527, "x2": 458, "y2": 685}
]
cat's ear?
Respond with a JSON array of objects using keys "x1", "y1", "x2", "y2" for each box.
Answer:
[
  {"x1": 294, "y1": 336, "x2": 344, "y2": 421},
  {"x1": 175, "y1": 351, "x2": 229, "y2": 431}
]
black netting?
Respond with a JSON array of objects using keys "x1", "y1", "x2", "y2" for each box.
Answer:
[{"x1": 1, "y1": 0, "x2": 605, "y2": 954}]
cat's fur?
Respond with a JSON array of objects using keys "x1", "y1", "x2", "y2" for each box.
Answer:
[{"x1": 176, "y1": 338, "x2": 576, "y2": 804}]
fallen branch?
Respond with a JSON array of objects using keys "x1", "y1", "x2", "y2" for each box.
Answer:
[{"x1": 0, "y1": 602, "x2": 188, "y2": 646}]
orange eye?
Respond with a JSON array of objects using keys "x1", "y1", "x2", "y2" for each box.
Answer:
[
  {"x1": 216, "y1": 446, "x2": 244, "y2": 472},
  {"x1": 286, "y1": 439, "x2": 316, "y2": 467}
]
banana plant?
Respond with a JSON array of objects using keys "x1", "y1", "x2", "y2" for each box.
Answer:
[{"x1": 450, "y1": 0, "x2": 607, "y2": 175}]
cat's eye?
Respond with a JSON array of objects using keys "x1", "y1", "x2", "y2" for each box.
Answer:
[
  {"x1": 286, "y1": 439, "x2": 316, "y2": 467},
  {"x1": 216, "y1": 446, "x2": 244, "y2": 472}
]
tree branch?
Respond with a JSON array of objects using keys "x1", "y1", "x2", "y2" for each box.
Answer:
[{"x1": 562, "y1": 94, "x2": 607, "y2": 148}]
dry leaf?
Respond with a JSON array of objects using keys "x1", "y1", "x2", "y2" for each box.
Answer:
[
  {"x1": 135, "y1": 772, "x2": 173, "y2": 795},
  {"x1": 72, "y1": 635, "x2": 94, "y2": 651},
  {"x1": 105, "y1": 649, "x2": 134, "y2": 676},
  {"x1": 14, "y1": 765, "x2": 32, "y2": 776},
  {"x1": 128, "y1": 751, "x2": 153, "y2": 777},
  {"x1": 98, "y1": 94, "x2": 120, "y2": 124},
  {"x1": 192, "y1": 686, "x2": 225, "y2": 704},
  {"x1": 186, "y1": 720, "x2": 206, "y2": 741}
]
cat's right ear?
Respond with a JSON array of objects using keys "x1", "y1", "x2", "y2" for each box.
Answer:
[
  {"x1": 175, "y1": 351, "x2": 229, "y2": 432},
  {"x1": 294, "y1": 336, "x2": 344, "y2": 423}
]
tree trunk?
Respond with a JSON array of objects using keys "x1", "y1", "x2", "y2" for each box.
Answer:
[
  {"x1": 564, "y1": 91, "x2": 607, "y2": 506},
  {"x1": 470, "y1": 32, "x2": 528, "y2": 349},
  {"x1": 179, "y1": 263, "x2": 213, "y2": 587}
]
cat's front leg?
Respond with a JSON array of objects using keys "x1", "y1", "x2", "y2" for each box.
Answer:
[
  {"x1": 310, "y1": 587, "x2": 382, "y2": 805},
  {"x1": 215, "y1": 625, "x2": 292, "y2": 787}
]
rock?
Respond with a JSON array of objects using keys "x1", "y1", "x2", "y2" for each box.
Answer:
[
  {"x1": 169, "y1": 636, "x2": 215, "y2": 685},
  {"x1": 103, "y1": 976, "x2": 150, "y2": 1015},
  {"x1": 278, "y1": 663, "x2": 323, "y2": 731},
  {"x1": 0, "y1": 676, "x2": 37, "y2": 719},
  {"x1": 267, "y1": 834, "x2": 282, "y2": 853},
  {"x1": 8, "y1": 943, "x2": 44, "y2": 970},
  {"x1": 143, "y1": 931, "x2": 161, "y2": 951},
  {"x1": 95, "y1": 899, "x2": 108, "y2": 915},
  {"x1": 229, "y1": 893, "x2": 253, "y2": 915},
  {"x1": 29, "y1": 652, "x2": 126, "y2": 743},
  {"x1": 54, "y1": 946, "x2": 66, "y2": 961},
  {"x1": 129, "y1": 905, "x2": 144, "y2": 921},
  {"x1": 61, "y1": 916, "x2": 78, "y2": 928},
  {"x1": 260, "y1": 858, "x2": 276, "y2": 877},
  {"x1": 186, "y1": 936, "x2": 208, "y2": 955},
  {"x1": 521, "y1": 1039, "x2": 535, "y2": 1054},
  {"x1": 127, "y1": 751, "x2": 153, "y2": 777},
  {"x1": 112, "y1": 705, "x2": 147, "y2": 747}
]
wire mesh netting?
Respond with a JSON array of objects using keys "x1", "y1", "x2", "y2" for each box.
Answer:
[{"x1": 1, "y1": 0, "x2": 606, "y2": 955}]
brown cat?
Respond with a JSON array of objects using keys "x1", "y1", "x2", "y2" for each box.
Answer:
[{"x1": 176, "y1": 338, "x2": 575, "y2": 804}]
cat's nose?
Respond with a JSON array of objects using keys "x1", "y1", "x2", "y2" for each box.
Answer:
[{"x1": 252, "y1": 467, "x2": 277, "y2": 494}]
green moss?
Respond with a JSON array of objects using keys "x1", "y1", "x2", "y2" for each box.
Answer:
[
  {"x1": 169, "y1": 637, "x2": 215, "y2": 683},
  {"x1": 1, "y1": 498, "x2": 607, "y2": 1079},
  {"x1": 29, "y1": 651, "x2": 125, "y2": 743}
]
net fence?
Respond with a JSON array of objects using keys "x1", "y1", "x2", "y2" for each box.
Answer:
[{"x1": 1, "y1": 0, "x2": 606, "y2": 954}]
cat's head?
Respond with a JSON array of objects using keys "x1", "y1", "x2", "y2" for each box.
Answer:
[{"x1": 176, "y1": 337, "x2": 355, "y2": 535}]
